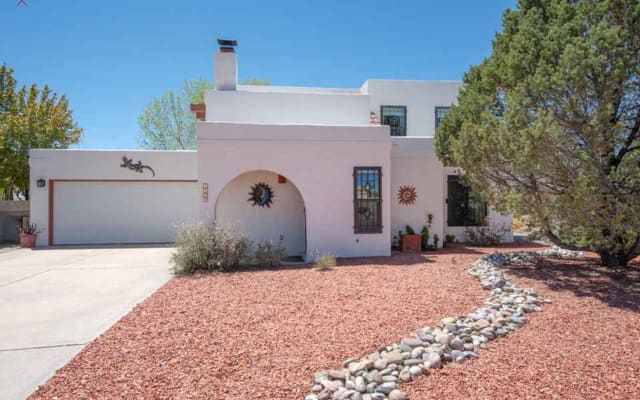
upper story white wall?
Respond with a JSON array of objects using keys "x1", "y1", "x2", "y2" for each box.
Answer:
[
  {"x1": 363, "y1": 80, "x2": 461, "y2": 137},
  {"x1": 204, "y1": 88, "x2": 370, "y2": 125}
]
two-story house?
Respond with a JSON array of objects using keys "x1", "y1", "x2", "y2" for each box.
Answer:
[{"x1": 29, "y1": 40, "x2": 511, "y2": 258}]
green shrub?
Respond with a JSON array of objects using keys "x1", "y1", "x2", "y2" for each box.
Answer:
[
  {"x1": 171, "y1": 222, "x2": 252, "y2": 273},
  {"x1": 433, "y1": 234, "x2": 440, "y2": 249},
  {"x1": 405, "y1": 225, "x2": 416, "y2": 235},
  {"x1": 421, "y1": 225, "x2": 430, "y2": 250},
  {"x1": 444, "y1": 234, "x2": 457, "y2": 247},
  {"x1": 254, "y1": 239, "x2": 286, "y2": 267},
  {"x1": 314, "y1": 252, "x2": 336, "y2": 271}
]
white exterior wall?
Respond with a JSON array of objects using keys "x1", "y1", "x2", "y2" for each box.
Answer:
[
  {"x1": 215, "y1": 170, "x2": 306, "y2": 257},
  {"x1": 364, "y1": 80, "x2": 461, "y2": 137},
  {"x1": 29, "y1": 149, "x2": 198, "y2": 246},
  {"x1": 197, "y1": 122, "x2": 391, "y2": 260},
  {"x1": 390, "y1": 138, "x2": 446, "y2": 247},
  {"x1": 205, "y1": 90, "x2": 370, "y2": 125}
]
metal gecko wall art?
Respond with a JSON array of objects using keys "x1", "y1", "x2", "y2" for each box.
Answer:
[{"x1": 120, "y1": 156, "x2": 156, "y2": 177}]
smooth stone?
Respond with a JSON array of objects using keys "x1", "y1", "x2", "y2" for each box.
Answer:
[
  {"x1": 441, "y1": 317, "x2": 457, "y2": 325},
  {"x1": 348, "y1": 362, "x2": 365, "y2": 374},
  {"x1": 382, "y1": 351, "x2": 404, "y2": 365},
  {"x1": 398, "y1": 343, "x2": 412, "y2": 353},
  {"x1": 401, "y1": 337, "x2": 423, "y2": 347},
  {"x1": 409, "y1": 365, "x2": 422, "y2": 377},
  {"x1": 343, "y1": 358, "x2": 356, "y2": 367},
  {"x1": 355, "y1": 376, "x2": 366, "y2": 393},
  {"x1": 312, "y1": 384, "x2": 323, "y2": 392},
  {"x1": 436, "y1": 333, "x2": 453, "y2": 345},
  {"x1": 398, "y1": 368, "x2": 411, "y2": 382},
  {"x1": 451, "y1": 350, "x2": 465, "y2": 363},
  {"x1": 377, "y1": 382, "x2": 397, "y2": 394},
  {"x1": 373, "y1": 359, "x2": 388, "y2": 370},
  {"x1": 444, "y1": 323, "x2": 458, "y2": 332},
  {"x1": 328, "y1": 370, "x2": 346, "y2": 380},
  {"x1": 474, "y1": 319, "x2": 491, "y2": 329},
  {"x1": 450, "y1": 337, "x2": 464, "y2": 350},
  {"x1": 367, "y1": 352, "x2": 380, "y2": 362},
  {"x1": 410, "y1": 347, "x2": 424, "y2": 359},
  {"x1": 351, "y1": 393, "x2": 363, "y2": 400},
  {"x1": 306, "y1": 396, "x2": 318, "y2": 400},
  {"x1": 389, "y1": 389, "x2": 407, "y2": 400},
  {"x1": 426, "y1": 352, "x2": 442, "y2": 368},
  {"x1": 382, "y1": 375, "x2": 397, "y2": 382},
  {"x1": 403, "y1": 358, "x2": 421, "y2": 366},
  {"x1": 366, "y1": 382, "x2": 377, "y2": 393},
  {"x1": 365, "y1": 370, "x2": 382, "y2": 384},
  {"x1": 479, "y1": 327, "x2": 495, "y2": 339},
  {"x1": 371, "y1": 394, "x2": 386, "y2": 400}
]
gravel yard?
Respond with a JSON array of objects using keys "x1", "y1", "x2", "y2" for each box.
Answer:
[{"x1": 29, "y1": 244, "x2": 640, "y2": 399}]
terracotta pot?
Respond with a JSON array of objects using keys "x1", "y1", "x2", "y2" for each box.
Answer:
[
  {"x1": 19, "y1": 233, "x2": 37, "y2": 248},
  {"x1": 401, "y1": 234, "x2": 422, "y2": 252}
]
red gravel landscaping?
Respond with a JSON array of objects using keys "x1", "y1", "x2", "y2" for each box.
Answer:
[{"x1": 30, "y1": 244, "x2": 640, "y2": 399}]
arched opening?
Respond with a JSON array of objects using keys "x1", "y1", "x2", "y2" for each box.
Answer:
[{"x1": 214, "y1": 170, "x2": 306, "y2": 259}]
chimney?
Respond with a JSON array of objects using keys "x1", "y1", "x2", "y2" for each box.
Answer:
[{"x1": 215, "y1": 38, "x2": 237, "y2": 91}]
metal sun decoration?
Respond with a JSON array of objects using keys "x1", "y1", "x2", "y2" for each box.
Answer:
[
  {"x1": 397, "y1": 185, "x2": 418, "y2": 205},
  {"x1": 248, "y1": 182, "x2": 274, "y2": 208}
]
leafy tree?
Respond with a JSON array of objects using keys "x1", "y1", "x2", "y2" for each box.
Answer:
[
  {"x1": 436, "y1": 0, "x2": 640, "y2": 267},
  {"x1": 137, "y1": 78, "x2": 270, "y2": 150},
  {"x1": 0, "y1": 63, "x2": 82, "y2": 200}
]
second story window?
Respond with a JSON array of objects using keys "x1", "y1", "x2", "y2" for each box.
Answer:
[
  {"x1": 380, "y1": 106, "x2": 407, "y2": 136},
  {"x1": 435, "y1": 106, "x2": 450, "y2": 129}
]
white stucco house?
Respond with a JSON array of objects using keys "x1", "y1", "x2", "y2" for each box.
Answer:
[{"x1": 29, "y1": 40, "x2": 512, "y2": 260}]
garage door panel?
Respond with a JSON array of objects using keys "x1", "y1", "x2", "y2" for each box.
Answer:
[{"x1": 53, "y1": 181, "x2": 198, "y2": 245}]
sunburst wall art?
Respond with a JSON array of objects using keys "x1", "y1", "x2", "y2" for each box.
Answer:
[
  {"x1": 397, "y1": 185, "x2": 417, "y2": 206},
  {"x1": 248, "y1": 182, "x2": 274, "y2": 207}
]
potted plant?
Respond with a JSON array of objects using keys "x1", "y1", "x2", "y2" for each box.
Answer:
[
  {"x1": 401, "y1": 225, "x2": 422, "y2": 252},
  {"x1": 19, "y1": 224, "x2": 40, "y2": 248}
]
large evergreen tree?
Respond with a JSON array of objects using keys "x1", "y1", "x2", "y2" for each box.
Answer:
[
  {"x1": 0, "y1": 63, "x2": 82, "y2": 200},
  {"x1": 436, "y1": 0, "x2": 640, "y2": 267}
]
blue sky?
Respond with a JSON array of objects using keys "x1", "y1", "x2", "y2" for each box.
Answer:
[{"x1": 1, "y1": 0, "x2": 516, "y2": 149}]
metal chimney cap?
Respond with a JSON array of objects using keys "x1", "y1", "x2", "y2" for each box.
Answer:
[{"x1": 217, "y1": 39, "x2": 237, "y2": 47}]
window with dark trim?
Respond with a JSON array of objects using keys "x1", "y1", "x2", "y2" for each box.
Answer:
[
  {"x1": 447, "y1": 175, "x2": 487, "y2": 226},
  {"x1": 435, "y1": 106, "x2": 450, "y2": 129},
  {"x1": 380, "y1": 106, "x2": 407, "y2": 136},
  {"x1": 354, "y1": 167, "x2": 382, "y2": 233}
]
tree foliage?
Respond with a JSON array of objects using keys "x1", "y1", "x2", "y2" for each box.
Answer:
[
  {"x1": 137, "y1": 78, "x2": 270, "y2": 150},
  {"x1": 435, "y1": 0, "x2": 640, "y2": 267},
  {"x1": 0, "y1": 63, "x2": 83, "y2": 200}
]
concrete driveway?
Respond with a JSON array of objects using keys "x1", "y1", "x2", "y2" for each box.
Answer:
[{"x1": 0, "y1": 246, "x2": 174, "y2": 400}]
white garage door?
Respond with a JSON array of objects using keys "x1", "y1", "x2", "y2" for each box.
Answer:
[{"x1": 52, "y1": 181, "x2": 198, "y2": 245}]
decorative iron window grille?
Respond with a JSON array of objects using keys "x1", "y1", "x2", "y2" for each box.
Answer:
[
  {"x1": 435, "y1": 106, "x2": 450, "y2": 129},
  {"x1": 354, "y1": 167, "x2": 382, "y2": 234},
  {"x1": 447, "y1": 175, "x2": 487, "y2": 227},
  {"x1": 380, "y1": 106, "x2": 407, "y2": 136}
]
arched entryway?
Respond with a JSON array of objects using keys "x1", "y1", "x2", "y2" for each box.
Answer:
[{"x1": 214, "y1": 170, "x2": 306, "y2": 258}]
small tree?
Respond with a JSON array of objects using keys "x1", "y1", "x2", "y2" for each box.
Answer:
[
  {"x1": 0, "y1": 63, "x2": 83, "y2": 199},
  {"x1": 436, "y1": 0, "x2": 640, "y2": 267},
  {"x1": 137, "y1": 78, "x2": 270, "y2": 150}
]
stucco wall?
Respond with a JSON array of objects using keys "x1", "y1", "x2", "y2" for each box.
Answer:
[
  {"x1": 205, "y1": 90, "x2": 370, "y2": 125},
  {"x1": 365, "y1": 80, "x2": 461, "y2": 137},
  {"x1": 29, "y1": 149, "x2": 198, "y2": 246},
  {"x1": 198, "y1": 122, "x2": 392, "y2": 260},
  {"x1": 215, "y1": 170, "x2": 306, "y2": 257},
  {"x1": 390, "y1": 138, "x2": 446, "y2": 247}
]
